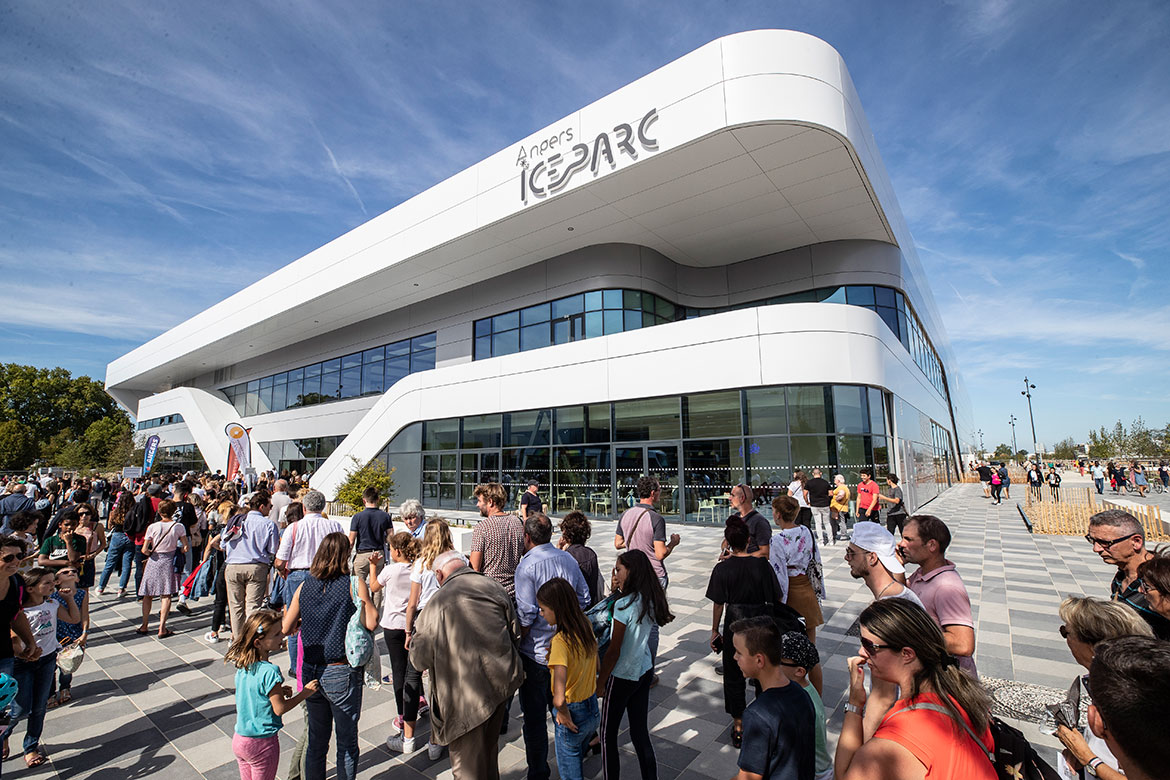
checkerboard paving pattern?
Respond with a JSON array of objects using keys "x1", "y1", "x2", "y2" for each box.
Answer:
[{"x1": 32, "y1": 482, "x2": 1109, "y2": 778}]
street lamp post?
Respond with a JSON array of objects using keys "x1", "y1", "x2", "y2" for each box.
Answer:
[
  {"x1": 1008, "y1": 414, "x2": 1018, "y2": 464},
  {"x1": 1021, "y1": 377, "x2": 1038, "y2": 461}
]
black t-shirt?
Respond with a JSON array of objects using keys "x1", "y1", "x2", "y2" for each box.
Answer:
[
  {"x1": 350, "y1": 508, "x2": 394, "y2": 552},
  {"x1": 706, "y1": 555, "x2": 783, "y2": 610},
  {"x1": 804, "y1": 478, "x2": 831, "y2": 508},
  {"x1": 173, "y1": 500, "x2": 198, "y2": 531},
  {"x1": 520, "y1": 490, "x2": 543, "y2": 515},
  {"x1": 728, "y1": 510, "x2": 772, "y2": 554},
  {"x1": 976, "y1": 465, "x2": 992, "y2": 481},
  {"x1": 0, "y1": 574, "x2": 25, "y2": 660},
  {"x1": 738, "y1": 681, "x2": 815, "y2": 779}
]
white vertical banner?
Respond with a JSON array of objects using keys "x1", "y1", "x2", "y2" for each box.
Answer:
[{"x1": 225, "y1": 422, "x2": 252, "y2": 479}]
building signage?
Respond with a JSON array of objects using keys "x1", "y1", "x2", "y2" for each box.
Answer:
[
  {"x1": 122, "y1": 466, "x2": 143, "y2": 479},
  {"x1": 518, "y1": 108, "x2": 659, "y2": 203}
]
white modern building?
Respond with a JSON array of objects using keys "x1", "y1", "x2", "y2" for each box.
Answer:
[{"x1": 106, "y1": 30, "x2": 974, "y2": 521}]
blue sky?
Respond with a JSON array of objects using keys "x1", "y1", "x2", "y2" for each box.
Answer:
[{"x1": 2, "y1": 0, "x2": 1167, "y2": 449}]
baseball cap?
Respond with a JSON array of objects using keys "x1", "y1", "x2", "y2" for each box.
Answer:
[{"x1": 850, "y1": 522, "x2": 905, "y2": 574}]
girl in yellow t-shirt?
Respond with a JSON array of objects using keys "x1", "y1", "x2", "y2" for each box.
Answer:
[{"x1": 538, "y1": 577, "x2": 599, "y2": 780}]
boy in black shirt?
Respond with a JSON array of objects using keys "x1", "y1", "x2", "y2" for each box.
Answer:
[{"x1": 730, "y1": 616, "x2": 815, "y2": 779}]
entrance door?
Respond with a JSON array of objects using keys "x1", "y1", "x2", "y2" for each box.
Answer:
[
  {"x1": 612, "y1": 443, "x2": 681, "y2": 521},
  {"x1": 459, "y1": 450, "x2": 500, "y2": 509}
]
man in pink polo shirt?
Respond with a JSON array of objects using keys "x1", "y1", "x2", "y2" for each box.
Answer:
[{"x1": 897, "y1": 514, "x2": 978, "y2": 677}]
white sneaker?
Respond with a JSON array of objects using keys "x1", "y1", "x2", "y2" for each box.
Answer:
[
  {"x1": 203, "y1": 631, "x2": 221, "y2": 643},
  {"x1": 385, "y1": 734, "x2": 415, "y2": 753},
  {"x1": 426, "y1": 741, "x2": 443, "y2": 760}
]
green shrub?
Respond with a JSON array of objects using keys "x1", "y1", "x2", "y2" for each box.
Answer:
[{"x1": 334, "y1": 457, "x2": 395, "y2": 513}]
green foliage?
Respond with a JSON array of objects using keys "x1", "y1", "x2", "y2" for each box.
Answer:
[
  {"x1": 334, "y1": 457, "x2": 396, "y2": 513},
  {"x1": 1052, "y1": 437, "x2": 1079, "y2": 460},
  {"x1": 993, "y1": 443, "x2": 1013, "y2": 459},
  {"x1": 0, "y1": 420, "x2": 37, "y2": 470}
]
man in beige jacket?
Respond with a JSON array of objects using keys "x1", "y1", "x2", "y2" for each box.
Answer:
[{"x1": 409, "y1": 550, "x2": 524, "y2": 779}]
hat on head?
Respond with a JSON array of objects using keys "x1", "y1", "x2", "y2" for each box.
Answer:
[
  {"x1": 780, "y1": 631, "x2": 820, "y2": 671},
  {"x1": 146, "y1": 483, "x2": 163, "y2": 496},
  {"x1": 850, "y1": 522, "x2": 905, "y2": 574}
]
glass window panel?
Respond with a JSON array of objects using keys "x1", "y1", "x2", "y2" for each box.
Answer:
[
  {"x1": 832, "y1": 385, "x2": 867, "y2": 434},
  {"x1": 683, "y1": 439, "x2": 746, "y2": 522},
  {"x1": 300, "y1": 373, "x2": 320, "y2": 404},
  {"x1": 845, "y1": 285, "x2": 876, "y2": 306},
  {"x1": 684, "y1": 391, "x2": 742, "y2": 438},
  {"x1": 462, "y1": 414, "x2": 502, "y2": 449},
  {"x1": 895, "y1": 291, "x2": 906, "y2": 312},
  {"x1": 258, "y1": 385, "x2": 273, "y2": 414},
  {"x1": 260, "y1": 375, "x2": 274, "y2": 388},
  {"x1": 273, "y1": 372, "x2": 288, "y2": 385},
  {"x1": 339, "y1": 365, "x2": 361, "y2": 398},
  {"x1": 319, "y1": 371, "x2": 340, "y2": 399},
  {"x1": 818, "y1": 286, "x2": 847, "y2": 303},
  {"x1": 554, "y1": 406, "x2": 585, "y2": 445},
  {"x1": 287, "y1": 367, "x2": 303, "y2": 382},
  {"x1": 439, "y1": 453, "x2": 457, "y2": 483},
  {"x1": 247, "y1": 380, "x2": 260, "y2": 392},
  {"x1": 874, "y1": 286, "x2": 896, "y2": 308},
  {"x1": 504, "y1": 409, "x2": 551, "y2": 447},
  {"x1": 868, "y1": 388, "x2": 886, "y2": 435},
  {"x1": 361, "y1": 362, "x2": 384, "y2": 395},
  {"x1": 520, "y1": 303, "x2": 550, "y2": 327},
  {"x1": 614, "y1": 397, "x2": 680, "y2": 442},
  {"x1": 475, "y1": 319, "x2": 492, "y2": 338},
  {"x1": 746, "y1": 436, "x2": 790, "y2": 491},
  {"x1": 386, "y1": 339, "x2": 410, "y2": 358},
  {"x1": 641, "y1": 294, "x2": 656, "y2": 314},
  {"x1": 584, "y1": 290, "x2": 603, "y2": 311},
  {"x1": 384, "y1": 355, "x2": 410, "y2": 387},
  {"x1": 744, "y1": 387, "x2": 788, "y2": 436},
  {"x1": 782, "y1": 290, "x2": 818, "y2": 303},
  {"x1": 872, "y1": 436, "x2": 891, "y2": 482},
  {"x1": 412, "y1": 333, "x2": 436, "y2": 352},
  {"x1": 234, "y1": 396, "x2": 247, "y2": 416},
  {"x1": 422, "y1": 453, "x2": 438, "y2": 474},
  {"x1": 493, "y1": 329, "x2": 519, "y2": 356},
  {"x1": 304, "y1": 362, "x2": 322, "y2": 378},
  {"x1": 387, "y1": 453, "x2": 421, "y2": 500},
  {"x1": 790, "y1": 435, "x2": 835, "y2": 474},
  {"x1": 521, "y1": 322, "x2": 551, "y2": 351},
  {"x1": 836, "y1": 435, "x2": 870, "y2": 485},
  {"x1": 602, "y1": 289, "x2": 623, "y2": 309},
  {"x1": 423, "y1": 418, "x2": 459, "y2": 450},
  {"x1": 623, "y1": 290, "x2": 642, "y2": 310},
  {"x1": 552, "y1": 319, "x2": 570, "y2": 344},
  {"x1": 553, "y1": 446, "x2": 610, "y2": 515},
  {"x1": 494, "y1": 311, "x2": 519, "y2": 332},
  {"x1": 877, "y1": 306, "x2": 899, "y2": 336},
  {"x1": 474, "y1": 335, "x2": 492, "y2": 359},
  {"x1": 788, "y1": 385, "x2": 831, "y2": 434},
  {"x1": 586, "y1": 403, "x2": 610, "y2": 443},
  {"x1": 342, "y1": 353, "x2": 362, "y2": 370},
  {"x1": 552, "y1": 295, "x2": 584, "y2": 319},
  {"x1": 641, "y1": 311, "x2": 656, "y2": 328},
  {"x1": 411, "y1": 349, "x2": 435, "y2": 372},
  {"x1": 584, "y1": 311, "x2": 604, "y2": 339},
  {"x1": 502, "y1": 448, "x2": 550, "y2": 508},
  {"x1": 385, "y1": 422, "x2": 422, "y2": 454},
  {"x1": 363, "y1": 346, "x2": 384, "y2": 363},
  {"x1": 322, "y1": 358, "x2": 341, "y2": 373},
  {"x1": 271, "y1": 383, "x2": 287, "y2": 412},
  {"x1": 656, "y1": 298, "x2": 675, "y2": 320},
  {"x1": 623, "y1": 310, "x2": 642, "y2": 331},
  {"x1": 603, "y1": 310, "x2": 624, "y2": 335},
  {"x1": 897, "y1": 311, "x2": 909, "y2": 348}
]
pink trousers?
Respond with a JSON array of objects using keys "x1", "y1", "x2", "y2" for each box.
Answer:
[{"x1": 233, "y1": 733, "x2": 280, "y2": 780}]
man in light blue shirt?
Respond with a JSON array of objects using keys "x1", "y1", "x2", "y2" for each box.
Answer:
[
  {"x1": 513, "y1": 512, "x2": 590, "y2": 780},
  {"x1": 223, "y1": 490, "x2": 280, "y2": 639}
]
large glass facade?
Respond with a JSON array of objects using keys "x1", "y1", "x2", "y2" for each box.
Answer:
[
  {"x1": 153, "y1": 444, "x2": 207, "y2": 474},
  {"x1": 473, "y1": 285, "x2": 949, "y2": 398},
  {"x1": 137, "y1": 414, "x2": 184, "y2": 431},
  {"x1": 220, "y1": 332, "x2": 436, "y2": 418},
  {"x1": 258, "y1": 436, "x2": 345, "y2": 477},
  {"x1": 370, "y1": 383, "x2": 927, "y2": 523}
]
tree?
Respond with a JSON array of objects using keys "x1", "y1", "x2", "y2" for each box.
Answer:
[
  {"x1": 0, "y1": 420, "x2": 37, "y2": 470},
  {"x1": 81, "y1": 415, "x2": 134, "y2": 468},
  {"x1": 334, "y1": 457, "x2": 396, "y2": 513},
  {"x1": 1088, "y1": 426, "x2": 1115, "y2": 458},
  {"x1": 1052, "y1": 437, "x2": 1079, "y2": 460},
  {"x1": 1014, "y1": 449, "x2": 1029, "y2": 463},
  {"x1": 993, "y1": 443, "x2": 1013, "y2": 460},
  {"x1": 1128, "y1": 416, "x2": 1158, "y2": 457},
  {"x1": 0, "y1": 364, "x2": 122, "y2": 446}
]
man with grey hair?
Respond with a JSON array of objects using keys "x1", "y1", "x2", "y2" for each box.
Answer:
[
  {"x1": 275, "y1": 489, "x2": 342, "y2": 668},
  {"x1": 410, "y1": 549, "x2": 522, "y2": 779},
  {"x1": 0, "y1": 483, "x2": 34, "y2": 532},
  {"x1": 1089, "y1": 509, "x2": 1170, "y2": 637},
  {"x1": 399, "y1": 498, "x2": 426, "y2": 540},
  {"x1": 269, "y1": 478, "x2": 291, "y2": 526}
]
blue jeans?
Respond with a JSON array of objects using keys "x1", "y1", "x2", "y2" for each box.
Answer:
[
  {"x1": 133, "y1": 543, "x2": 147, "y2": 595},
  {"x1": 1095, "y1": 478, "x2": 1104, "y2": 494},
  {"x1": 554, "y1": 696, "x2": 600, "y2": 780},
  {"x1": 519, "y1": 653, "x2": 553, "y2": 780},
  {"x1": 6, "y1": 652, "x2": 57, "y2": 755},
  {"x1": 99, "y1": 531, "x2": 134, "y2": 591},
  {"x1": 303, "y1": 664, "x2": 361, "y2": 780},
  {"x1": 284, "y1": 570, "x2": 312, "y2": 671}
]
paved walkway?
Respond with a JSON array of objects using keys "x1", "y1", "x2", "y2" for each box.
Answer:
[{"x1": 17, "y1": 483, "x2": 1111, "y2": 779}]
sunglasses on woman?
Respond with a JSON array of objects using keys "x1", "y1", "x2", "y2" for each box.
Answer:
[{"x1": 860, "y1": 637, "x2": 896, "y2": 655}]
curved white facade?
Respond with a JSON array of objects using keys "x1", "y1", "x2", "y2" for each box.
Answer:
[{"x1": 107, "y1": 30, "x2": 972, "y2": 514}]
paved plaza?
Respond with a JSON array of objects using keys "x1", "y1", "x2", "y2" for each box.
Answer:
[{"x1": 20, "y1": 481, "x2": 1115, "y2": 779}]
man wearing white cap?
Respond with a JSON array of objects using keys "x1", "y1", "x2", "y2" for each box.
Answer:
[{"x1": 844, "y1": 523, "x2": 923, "y2": 607}]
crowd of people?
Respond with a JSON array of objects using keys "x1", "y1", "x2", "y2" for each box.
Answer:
[{"x1": 1, "y1": 468, "x2": 1169, "y2": 780}]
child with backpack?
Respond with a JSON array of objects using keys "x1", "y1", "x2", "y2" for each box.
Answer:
[
  {"x1": 539, "y1": 576, "x2": 599, "y2": 780},
  {"x1": 226, "y1": 610, "x2": 318, "y2": 780}
]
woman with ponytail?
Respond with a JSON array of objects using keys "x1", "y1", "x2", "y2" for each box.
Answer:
[{"x1": 835, "y1": 598, "x2": 995, "y2": 780}]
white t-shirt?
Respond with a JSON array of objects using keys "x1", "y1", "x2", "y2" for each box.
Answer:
[
  {"x1": 145, "y1": 521, "x2": 186, "y2": 554},
  {"x1": 377, "y1": 561, "x2": 412, "y2": 630},
  {"x1": 787, "y1": 480, "x2": 809, "y2": 508},
  {"x1": 410, "y1": 558, "x2": 440, "y2": 611},
  {"x1": 24, "y1": 601, "x2": 61, "y2": 655}
]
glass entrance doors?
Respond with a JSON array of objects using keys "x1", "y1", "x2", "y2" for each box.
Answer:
[{"x1": 613, "y1": 443, "x2": 680, "y2": 521}]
